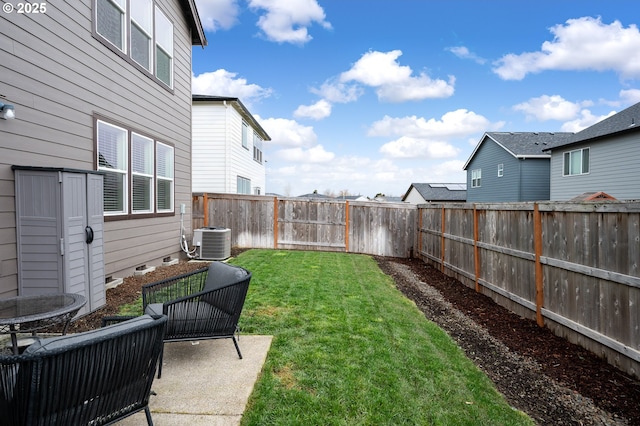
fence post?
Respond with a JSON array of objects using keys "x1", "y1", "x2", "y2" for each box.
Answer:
[
  {"x1": 474, "y1": 205, "x2": 480, "y2": 293},
  {"x1": 441, "y1": 207, "x2": 446, "y2": 273},
  {"x1": 417, "y1": 207, "x2": 422, "y2": 256},
  {"x1": 345, "y1": 201, "x2": 350, "y2": 252},
  {"x1": 533, "y1": 203, "x2": 544, "y2": 327},
  {"x1": 203, "y1": 193, "x2": 209, "y2": 227},
  {"x1": 273, "y1": 197, "x2": 278, "y2": 249}
]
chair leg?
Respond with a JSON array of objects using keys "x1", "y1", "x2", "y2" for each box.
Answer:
[
  {"x1": 232, "y1": 336, "x2": 243, "y2": 359},
  {"x1": 157, "y1": 343, "x2": 165, "y2": 378},
  {"x1": 145, "y1": 406, "x2": 154, "y2": 426}
]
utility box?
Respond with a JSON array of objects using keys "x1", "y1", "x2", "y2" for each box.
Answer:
[
  {"x1": 13, "y1": 166, "x2": 106, "y2": 316},
  {"x1": 193, "y1": 227, "x2": 231, "y2": 260}
]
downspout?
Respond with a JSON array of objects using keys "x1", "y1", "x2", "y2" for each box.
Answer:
[{"x1": 223, "y1": 100, "x2": 229, "y2": 192}]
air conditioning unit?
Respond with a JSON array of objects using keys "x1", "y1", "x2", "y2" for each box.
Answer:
[{"x1": 192, "y1": 227, "x2": 231, "y2": 260}]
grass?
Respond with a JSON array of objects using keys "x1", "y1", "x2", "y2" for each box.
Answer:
[{"x1": 228, "y1": 249, "x2": 533, "y2": 426}]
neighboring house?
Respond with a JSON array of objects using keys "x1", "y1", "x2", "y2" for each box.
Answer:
[
  {"x1": 402, "y1": 183, "x2": 467, "y2": 204},
  {"x1": 0, "y1": 1, "x2": 206, "y2": 299},
  {"x1": 463, "y1": 132, "x2": 574, "y2": 202},
  {"x1": 544, "y1": 102, "x2": 640, "y2": 201},
  {"x1": 192, "y1": 95, "x2": 270, "y2": 195}
]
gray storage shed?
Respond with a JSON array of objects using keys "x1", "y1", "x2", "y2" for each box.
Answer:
[{"x1": 13, "y1": 166, "x2": 106, "y2": 316}]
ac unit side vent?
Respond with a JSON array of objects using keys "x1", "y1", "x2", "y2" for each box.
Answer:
[{"x1": 196, "y1": 228, "x2": 231, "y2": 260}]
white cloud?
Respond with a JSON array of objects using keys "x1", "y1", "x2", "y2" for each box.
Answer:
[
  {"x1": 493, "y1": 17, "x2": 640, "y2": 80},
  {"x1": 560, "y1": 109, "x2": 617, "y2": 132},
  {"x1": 310, "y1": 80, "x2": 363, "y2": 103},
  {"x1": 368, "y1": 109, "x2": 496, "y2": 139},
  {"x1": 257, "y1": 117, "x2": 318, "y2": 148},
  {"x1": 248, "y1": 0, "x2": 332, "y2": 44},
  {"x1": 276, "y1": 145, "x2": 335, "y2": 163},
  {"x1": 620, "y1": 89, "x2": 640, "y2": 105},
  {"x1": 294, "y1": 99, "x2": 332, "y2": 120},
  {"x1": 195, "y1": 0, "x2": 240, "y2": 31},
  {"x1": 513, "y1": 95, "x2": 582, "y2": 121},
  {"x1": 340, "y1": 50, "x2": 455, "y2": 102},
  {"x1": 447, "y1": 46, "x2": 486, "y2": 64},
  {"x1": 192, "y1": 70, "x2": 272, "y2": 105},
  {"x1": 379, "y1": 137, "x2": 459, "y2": 159}
]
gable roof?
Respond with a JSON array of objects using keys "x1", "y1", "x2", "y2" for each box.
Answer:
[
  {"x1": 463, "y1": 132, "x2": 574, "y2": 170},
  {"x1": 181, "y1": 0, "x2": 207, "y2": 46},
  {"x1": 402, "y1": 183, "x2": 467, "y2": 202},
  {"x1": 543, "y1": 102, "x2": 640, "y2": 151},
  {"x1": 192, "y1": 95, "x2": 271, "y2": 141}
]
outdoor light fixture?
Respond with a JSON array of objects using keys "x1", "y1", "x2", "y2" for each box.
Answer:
[{"x1": 0, "y1": 102, "x2": 15, "y2": 120}]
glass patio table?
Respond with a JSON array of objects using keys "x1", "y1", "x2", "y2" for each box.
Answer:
[{"x1": 0, "y1": 293, "x2": 86, "y2": 354}]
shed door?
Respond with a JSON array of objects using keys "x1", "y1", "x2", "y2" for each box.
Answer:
[{"x1": 15, "y1": 170, "x2": 64, "y2": 295}]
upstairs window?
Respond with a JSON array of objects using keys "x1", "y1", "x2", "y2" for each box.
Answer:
[
  {"x1": 96, "y1": 0, "x2": 125, "y2": 50},
  {"x1": 471, "y1": 169, "x2": 482, "y2": 188},
  {"x1": 130, "y1": 0, "x2": 153, "y2": 71},
  {"x1": 563, "y1": 148, "x2": 589, "y2": 176},
  {"x1": 154, "y1": 7, "x2": 173, "y2": 87},
  {"x1": 253, "y1": 132, "x2": 263, "y2": 164},
  {"x1": 94, "y1": 0, "x2": 173, "y2": 88},
  {"x1": 497, "y1": 163, "x2": 503, "y2": 177},
  {"x1": 242, "y1": 121, "x2": 249, "y2": 149}
]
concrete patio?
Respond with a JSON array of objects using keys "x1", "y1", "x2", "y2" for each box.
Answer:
[{"x1": 118, "y1": 335, "x2": 273, "y2": 426}]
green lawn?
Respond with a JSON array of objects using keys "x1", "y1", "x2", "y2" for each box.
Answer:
[{"x1": 229, "y1": 249, "x2": 533, "y2": 426}]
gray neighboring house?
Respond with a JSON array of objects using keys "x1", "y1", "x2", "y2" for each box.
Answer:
[
  {"x1": 0, "y1": 1, "x2": 206, "y2": 298},
  {"x1": 544, "y1": 102, "x2": 640, "y2": 201},
  {"x1": 402, "y1": 183, "x2": 467, "y2": 204},
  {"x1": 463, "y1": 132, "x2": 574, "y2": 202}
]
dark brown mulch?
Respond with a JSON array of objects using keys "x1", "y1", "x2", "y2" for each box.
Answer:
[{"x1": 377, "y1": 256, "x2": 640, "y2": 425}]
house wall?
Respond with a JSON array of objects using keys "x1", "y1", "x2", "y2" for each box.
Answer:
[
  {"x1": 0, "y1": 0, "x2": 195, "y2": 297},
  {"x1": 402, "y1": 188, "x2": 426, "y2": 204},
  {"x1": 518, "y1": 158, "x2": 551, "y2": 201},
  {"x1": 466, "y1": 140, "x2": 521, "y2": 202},
  {"x1": 466, "y1": 139, "x2": 550, "y2": 202},
  {"x1": 192, "y1": 102, "x2": 266, "y2": 194},
  {"x1": 549, "y1": 132, "x2": 640, "y2": 201}
]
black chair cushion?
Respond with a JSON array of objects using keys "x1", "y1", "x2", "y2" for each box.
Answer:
[{"x1": 203, "y1": 262, "x2": 248, "y2": 291}]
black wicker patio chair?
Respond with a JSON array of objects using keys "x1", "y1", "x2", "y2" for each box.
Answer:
[
  {"x1": 0, "y1": 314, "x2": 167, "y2": 426},
  {"x1": 104, "y1": 261, "x2": 252, "y2": 378}
]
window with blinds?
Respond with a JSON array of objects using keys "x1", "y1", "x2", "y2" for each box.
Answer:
[{"x1": 96, "y1": 118, "x2": 174, "y2": 217}]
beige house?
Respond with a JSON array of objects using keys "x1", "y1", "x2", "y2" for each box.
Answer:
[{"x1": 0, "y1": 0, "x2": 206, "y2": 300}]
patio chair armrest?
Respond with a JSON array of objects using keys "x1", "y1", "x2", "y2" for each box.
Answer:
[{"x1": 142, "y1": 267, "x2": 209, "y2": 307}]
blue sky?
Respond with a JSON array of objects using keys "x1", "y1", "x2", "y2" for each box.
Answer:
[{"x1": 191, "y1": 0, "x2": 640, "y2": 198}]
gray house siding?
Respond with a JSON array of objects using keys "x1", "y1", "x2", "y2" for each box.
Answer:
[
  {"x1": 0, "y1": 0, "x2": 199, "y2": 297},
  {"x1": 519, "y1": 159, "x2": 551, "y2": 201},
  {"x1": 549, "y1": 132, "x2": 640, "y2": 200},
  {"x1": 466, "y1": 139, "x2": 523, "y2": 202}
]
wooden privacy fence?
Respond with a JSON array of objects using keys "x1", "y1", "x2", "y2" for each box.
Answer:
[
  {"x1": 192, "y1": 193, "x2": 416, "y2": 258},
  {"x1": 417, "y1": 202, "x2": 640, "y2": 378}
]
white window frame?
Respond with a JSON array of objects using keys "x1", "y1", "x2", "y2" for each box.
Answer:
[
  {"x1": 130, "y1": 0, "x2": 153, "y2": 71},
  {"x1": 237, "y1": 176, "x2": 251, "y2": 194},
  {"x1": 563, "y1": 147, "x2": 590, "y2": 176},
  {"x1": 253, "y1": 132, "x2": 263, "y2": 164},
  {"x1": 97, "y1": 120, "x2": 129, "y2": 215},
  {"x1": 471, "y1": 169, "x2": 482, "y2": 188},
  {"x1": 154, "y1": 6, "x2": 173, "y2": 88},
  {"x1": 156, "y1": 142, "x2": 174, "y2": 212},
  {"x1": 96, "y1": 117, "x2": 174, "y2": 218},
  {"x1": 96, "y1": 0, "x2": 126, "y2": 52},
  {"x1": 497, "y1": 163, "x2": 503, "y2": 177},
  {"x1": 94, "y1": 0, "x2": 173, "y2": 88},
  {"x1": 131, "y1": 133, "x2": 154, "y2": 213},
  {"x1": 242, "y1": 121, "x2": 249, "y2": 149}
]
